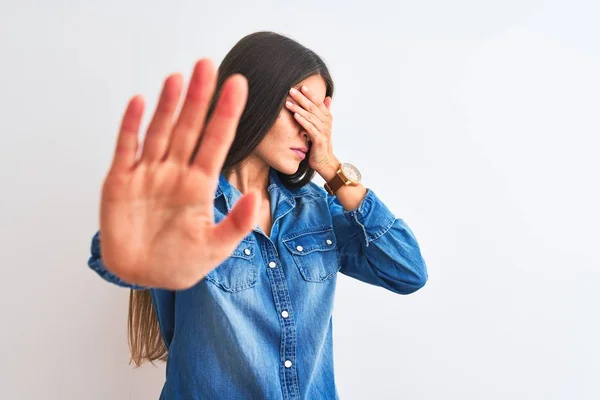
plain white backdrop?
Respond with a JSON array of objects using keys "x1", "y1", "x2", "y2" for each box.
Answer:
[{"x1": 1, "y1": 0, "x2": 598, "y2": 399}]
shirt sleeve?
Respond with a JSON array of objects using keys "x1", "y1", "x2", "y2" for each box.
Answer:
[
  {"x1": 87, "y1": 230, "x2": 149, "y2": 290},
  {"x1": 322, "y1": 187, "x2": 428, "y2": 295}
]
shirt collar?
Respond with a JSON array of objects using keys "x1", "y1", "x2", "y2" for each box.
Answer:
[{"x1": 214, "y1": 167, "x2": 324, "y2": 211}]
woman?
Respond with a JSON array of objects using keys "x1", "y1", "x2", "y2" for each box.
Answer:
[{"x1": 88, "y1": 31, "x2": 428, "y2": 399}]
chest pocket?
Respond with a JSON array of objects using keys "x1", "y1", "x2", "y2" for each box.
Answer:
[
  {"x1": 205, "y1": 236, "x2": 258, "y2": 292},
  {"x1": 282, "y1": 226, "x2": 340, "y2": 282}
]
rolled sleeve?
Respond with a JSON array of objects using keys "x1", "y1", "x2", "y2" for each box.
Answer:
[
  {"x1": 87, "y1": 231, "x2": 148, "y2": 290},
  {"x1": 341, "y1": 188, "x2": 397, "y2": 248}
]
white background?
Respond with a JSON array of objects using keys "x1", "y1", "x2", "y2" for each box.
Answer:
[{"x1": 1, "y1": 0, "x2": 598, "y2": 399}]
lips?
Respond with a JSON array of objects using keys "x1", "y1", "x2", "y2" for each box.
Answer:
[
  {"x1": 290, "y1": 146, "x2": 308, "y2": 154},
  {"x1": 291, "y1": 148, "x2": 306, "y2": 159}
]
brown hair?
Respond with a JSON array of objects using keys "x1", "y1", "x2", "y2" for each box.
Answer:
[
  {"x1": 127, "y1": 30, "x2": 334, "y2": 367},
  {"x1": 127, "y1": 289, "x2": 167, "y2": 367}
]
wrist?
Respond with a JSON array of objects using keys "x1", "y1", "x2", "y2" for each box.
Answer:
[{"x1": 315, "y1": 157, "x2": 340, "y2": 182}]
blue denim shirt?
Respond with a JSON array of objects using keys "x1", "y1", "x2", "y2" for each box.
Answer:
[{"x1": 88, "y1": 167, "x2": 428, "y2": 399}]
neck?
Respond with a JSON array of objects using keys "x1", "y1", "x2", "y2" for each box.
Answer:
[{"x1": 225, "y1": 158, "x2": 271, "y2": 201}]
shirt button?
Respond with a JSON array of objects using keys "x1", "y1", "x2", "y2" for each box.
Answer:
[
  {"x1": 326, "y1": 239, "x2": 332, "y2": 245},
  {"x1": 281, "y1": 310, "x2": 289, "y2": 318},
  {"x1": 268, "y1": 261, "x2": 277, "y2": 269},
  {"x1": 244, "y1": 248, "x2": 251, "y2": 255},
  {"x1": 284, "y1": 360, "x2": 292, "y2": 368},
  {"x1": 296, "y1": 245, "x2": 303, "y2": 252}
]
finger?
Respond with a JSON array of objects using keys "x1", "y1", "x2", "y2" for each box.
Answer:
[
  {"x1": 291, "y1": 86, "x2": 329, "y2": 118},
  {"x1": 110, "y1": 95, "x2": 144, "y2": 173},
  {"x1": 285, "y1": 98, "x2": 326, "y2": 131},
  {"x1": 210, "y1": 190, "x2": 261, "y2": 262},
  {"x1": 285, "y1": 101, "x2": 325, "y2": 131},
  {"x1": 293, "y1": 112, "x2": 320, "y2": 141},
  {"x1": 140, "y1": 73, "x2": 183, "y2": 163},
  {"x1": 168, "y1": 59, "x2": 217, "y2": 164},
  {"x1": 300, "y1": 85, "x2": 330, "y2": 114},
  {"x1": 191, "y1": 74, "x2": 248, "y2": 177}
]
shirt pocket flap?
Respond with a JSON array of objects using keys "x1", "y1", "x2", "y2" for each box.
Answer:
[
  {"x1": 206, "y1": 236, "x2": 257, "y2": 292},
  {"x1": 230, "y1": 237, "x2": 257, "y2": 260},
  {"x1": 282, "y1": 227, "x2": 337, "y2": 255},
  {"x1": 282, "y1": 227, "x2": 340, "y2": 282}
]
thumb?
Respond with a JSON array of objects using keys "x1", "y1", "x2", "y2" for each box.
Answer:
[{"x1": 211, "y1": 190, "x2": 261, "y2": 258}]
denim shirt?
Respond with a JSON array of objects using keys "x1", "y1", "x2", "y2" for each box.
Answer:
[{"x1": 88, "y1": 167, "x2": 428, "y2": 400}]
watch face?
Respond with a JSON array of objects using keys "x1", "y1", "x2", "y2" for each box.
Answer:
[{"x1": 341, "y1": 163, "x2": 361, "y2": 182}]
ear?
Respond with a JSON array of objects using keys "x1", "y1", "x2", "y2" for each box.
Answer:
[{"x1": 324, "y1": 96, "x2": 332, "y2": 110}]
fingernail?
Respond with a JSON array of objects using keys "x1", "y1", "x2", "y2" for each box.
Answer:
[
  {"x1": 290, "y1": 88, "x2": 297, "y2": 95},
  {"x1": 301, "y1": 85, "x2": 308, "y2": 92}
]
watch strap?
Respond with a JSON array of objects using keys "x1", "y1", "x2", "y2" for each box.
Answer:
[{"x1": 324, "y1": 172, "x2": 346, "y2": 195}]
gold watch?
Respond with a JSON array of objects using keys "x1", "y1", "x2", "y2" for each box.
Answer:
[{"x1": 324, "y1": 162, "x2": 362, "y2": 195}]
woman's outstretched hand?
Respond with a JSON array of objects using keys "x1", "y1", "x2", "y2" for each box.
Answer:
[{"x1": 99, "y1": 59, "x2": 261, "y2": 290}]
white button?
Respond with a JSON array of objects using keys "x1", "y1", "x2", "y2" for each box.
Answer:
[
  {"x1": 326, "y1": 239, "x2": 332, "y2": 245},
  {"x1": 284, "y1": 360, "x2": 292, "y2": 368},
  {"x1": 281, "y1": 310, "x2": 289, "y2": 318},
  {"x1": 296, "y1": 245, "x2": 303, "y2": 252},
  {"x1": 269, "y1": 261, "x2": 277, "y2": 269},
  {"x1": 244, "y1": 248, "x2": 251, "y2": 255}
]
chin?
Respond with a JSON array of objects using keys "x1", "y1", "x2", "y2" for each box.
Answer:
[{"x1": 271, "y1": 159, "x2": 303, "y2": 176}]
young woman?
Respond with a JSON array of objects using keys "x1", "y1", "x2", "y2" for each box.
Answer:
[{"x1": 88, "y1": 31, "x2": 428, "y2": 399}]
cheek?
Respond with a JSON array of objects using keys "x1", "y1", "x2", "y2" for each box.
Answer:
[
  {"x1": 274, "y1": 111, "x2": 298, "y2": 134},
  {"x1": 259, "y1": 124, "x2": 286, "y2": 151}
]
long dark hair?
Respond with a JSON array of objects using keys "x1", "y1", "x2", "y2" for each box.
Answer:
[{"x1": 127, "y1": 31, "x2": 335, "y2": 367}]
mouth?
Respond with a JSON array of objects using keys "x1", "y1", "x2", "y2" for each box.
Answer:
[{"x1": 290, "y1": 148, "x2": 307, "y2": 160}]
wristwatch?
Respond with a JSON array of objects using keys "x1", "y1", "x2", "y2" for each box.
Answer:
[{"x1": 324, "y1": 162, "x2": 362, "y2": 195}]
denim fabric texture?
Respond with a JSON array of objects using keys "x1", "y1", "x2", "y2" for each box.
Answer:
[{"x1": 88, "y1": 167, "x2": 428, "y2": 399}]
